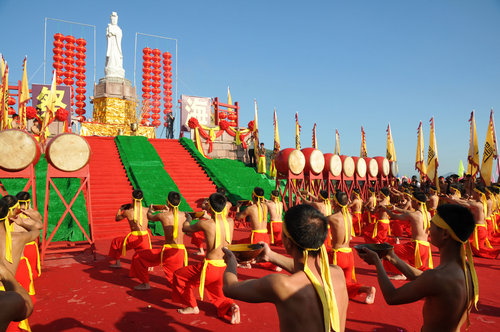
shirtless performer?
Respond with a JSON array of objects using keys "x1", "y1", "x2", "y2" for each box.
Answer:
[
  {"x1": 363, "y1": 187, "x2": 392, "y2": 244},
  {"x1": 359, "y1": 204, "x2": 479, "y2": 331},
  {"x1": 426, "y1": 186, "x2": 439, "y2": 217},
  {"x1": 442, "y1": 186, "x2": 500, "y2": 259},
  {"x1": 0, "y1": 196, "x2": 40, "y2": 332},
  {"x1": 129, "y1": 191, "x2": 192, "y2": 290},
  {"x1": 172, "y1": 193, "x2": 240, "y2": 324},
  {"x1": 265, "y1": 190, "x2": 284, "y2": 245},
  {"x1": 223, "y1": 204, "x2": 348, "y2": 331},
  {"x1": 348, "y1": 188, "x2": 363, "y2": 236},
  {"x1": 328, "y1": 191, "x2": 376, "y2": 304},
  {"x1": 108, "y1": 189, "x2": 152, "y2": 268},
  {"x1": 362, "y1": 187, "x2": 377, "y2": 235},
  {"x1": 300, "y1": 189, "x2": 333, "y2": 216},
  {"x1": 380, "y1": 191, "x2": 433, "y2": 280}
]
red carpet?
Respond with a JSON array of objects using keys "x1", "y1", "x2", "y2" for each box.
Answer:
[
  {"x1": 150, "y1": 139, "x2": 216, "y2": 210},
  {"x1": 85, "y1": 137, "x2": 134, "y2": 240},
  {"x1": 28, "y1": 232, "x2": 500, "y2": 331}
]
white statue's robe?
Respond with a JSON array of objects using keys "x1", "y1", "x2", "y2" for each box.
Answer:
[{"x1": 105, "y1": 23, "x2": 125, "y2": 78}]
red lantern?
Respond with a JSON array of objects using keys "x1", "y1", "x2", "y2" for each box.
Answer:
[
  {"x1": 143, "y1": 67, "x2": 152, "y2": 74},
  {"x1": 151, "y1": 81, "x2": 161, "y2": 88},
  {"x1": 75, "y1": 94, "x2": 86, "y2": 101},
  {"x1": 54, "y1": 33, "x2": 64, "y2": 40},
  {"x1": 142, "y1": 93, "x2": 152, "y2": 100},
  {"x1": 143, "y1": 47, "x2": 152, "y2": 55},
  {"x1": 218, "y1": 112, "x2": 227, "y2": 120},
  {"x1": 163, "y1": 96, "x2": 173, "y2": 102},
  {"x1": 142, "y1": 86, "x2": 152, "y2": 93},
  {"x1": 152, "y1": 120, "x2": 161, "y2": 127},
  {"x1": 75, "y1": 73, "x2": 86, "y2": 80},
  {"x1": 152, "y1": 48, "x2": 161, "y2": 56},
  {"x1": 76, "y1": 45, "x2": 87, "y2": 53},
  {"x1": 142, "y1": 73, "x2": 152, "y2": 80},
  {"x1": 142, "y1": 80, "x2": 151, "y2": 87},
  {"x1": 76, "y1": 52, "x2": 86, "y2": 60},
  {"x1": 151, "y1": 113, "x2": 161, "y2": 120},
  {"x1": 8, "y1": 107, "x2": 16, "y2": 115},
  {"x1": 53, "y1": 62, "x2": 63, "y2": 70},
  {"x1": 163, "y1": 52, "x2": 172, "y2": 59},
  {"x1": 143, "y1": 60, "x2": 152, "y2": 68},
  {"x1": 152, "y1": 68, "x2": 162, "y2": 75},
  {"x1": 142, "y1": 112, "x2": 151, "y2": 119},
  {"x1": 65, "y1": 35, "x2": 76, "y2": 43},
  {"x1": 63, "y1": 78, "x2": 74, "y2": 86},
  {"x1": 75, "y1": 59, "x2": 86, "y2": 68},
  {"x1": 163, "y1": 102, "x2": 173, "y2": 109},
  {"x1": 152, "y1": 62, "x2": 161, "y2": 69},
  {"x1": 228, "y1": 113, "x2": 237, "y2": 121},
  {"x1": 143, "y1": 54, "x2": 152, "y2": 61},
  {"x1": 53, "y1": 46, "x2": 64, "y2": 54},
  {"x1": 26, "y1": 106, "x2": 37, "y2": 119},
  {"x1": 64, "y1": 49, "x2": 75, "y2": 58},
  {"x1": 7, "y1": 97, "x2": 16, "y2": 106},
  {"x1": 53, "y1": 40, "x2": 64, "y2": 49},
  {"x1": 56, "y1": 77, "x2": 63, "y2": 85},
  {"x1": 53, "y1": 54, "x2": 64, "y2": 63},
  {"x1": 152, "y1": 100, "x2": 161, "y2": 107},
  {"x1": 76, "y1": 38, "x2": 86, "y2": 46},
  {"x1": 76, "y1": 81, "x2": 86, "y2": 88}
]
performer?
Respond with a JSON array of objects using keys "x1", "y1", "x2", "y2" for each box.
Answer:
[
  {"x1": 361, "y1": 187, "x2": 377, "y2": 235},
  {"x1": 299, "y1": 190, "x2": 333, "y2": 216},
  {"x1": 358, "y1": 204, "x2": 479, "y2": 331},
  {"x1": 257, "y1": 143, "x2": 266, "y2": 174},
  {"x1": 108, "y1": 190, "x2": 152, "y2": 268},
  {"x1": 247, "y1": 134, "x2": 255, "y2": 167},
  {"x1": 269, "y1": 146, "x2": 278, "y2": 179},
  {"x1": 0, "y1": 258, "x2": 33, "y2": 332},
  {"x1": 380, "y1": 191, "x2": 433, "y2": 280},
  {"x1": 328, "y1": 191, "x2": 376, "y2": 304},
  {"x1": 441, "y1": 186, "x2": 499, "y2": 259},
  {"x1": 348, "y1": 188, "x2": 363, "y2": 236},
  {"x1": 363, "y1": 187, "x2": 392, "y2": 244},
  {"x1": 129, "y1": 192, "x2": 192, "y2": 290},
  {"x1": 172, "y1": 193, "x2": 240, "y2": 324},
  {"x1": 265, "y1": 190, "x2": 284, "y2": 246},
  {"x1": 426, "y1": 186, "x2": 439, "y2": 217},
  {"x1": 223, "y1": 204, "x2": 348, "y2": 332}
]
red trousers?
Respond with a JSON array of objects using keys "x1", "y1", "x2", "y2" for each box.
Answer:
[
  {"x1": 23, "y1": 241, "x2": 41, "y2": 280},
  {"x1": 172, "y1": 260, "x2": 234, "y2": 320},
  {"x1": 7, "y1": 257, "x2": 36, "y2": 332},
  {"x1": 329, "y1": 249, "x2": 361, "y2": 299},
  {"x1": 383, "y1": 240, "x2": 433, "y2": 274},
  {"x1": 130, "y1": 245, "x2": 187, "y2": 284},
  {"x1": 352, "y1": 213, "x2": 362, "y2": 236},
  {"x1": 191, "y1": 231, "x2": 205, "y2": 249},
  {"x1": 470, "y1": 224, "x2": 500, "y2": 259},
  {"x1": 108, "y1": 231, "x2": 152, "y2": 260},
  {"x1": 268, "y1": 221, "x2": 283, "y2": 245},
  {"x1": 363, "y1": 220, "x2": 390, "y2": 244}
]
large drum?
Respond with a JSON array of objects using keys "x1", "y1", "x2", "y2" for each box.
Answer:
[
  {"x1": 351, "y1": 156, "x2": 367, "y2": 178},
  {"x1": 364, "y1": 157, "x2": 379, "y2": 178},
  {"x1": 339, "y1": 155, "x2": 355, "y2": 177},
  {"x1": 390, "y1": 161, "x2": 399, "y2": 177},
  {"x1": 0, "y1": 129, "x2": 40, "y2": 171},
  {"x1": 323, "y1": 153, "x2": 342, "y2": 177},
  {"x1": 301, "y1": 148, "x2": 325, "y2": 175},
  {"x1": 275, "y1": 148, "x2": 306, "y2": 176},
  {"x1": 46, "y1": 133, "x2": 91, "y2": 172},
  {"x1": 374, "y1": 156, "x2": 390, "y2": 177}
]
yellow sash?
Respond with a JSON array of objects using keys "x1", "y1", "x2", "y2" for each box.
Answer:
[
  {"x1": 353, "y1": 212, "x2": 362, "y2": 236},
  {"x1": 167, "y1": 200, "x2": 181, "y2": 241},
  {"x1": 324, "y1": 199, "x2": 332, "y2": 216},
  {"x1": 372, "y1": 219, "x2": 390, "y2": 238},
  {"x1": 432, "y1": 214, "x2": 478, "y2": 328},
  {"x1": 25, "y1": 241, "x2": 41, "y2": 277},
  {"x1": 19, "y1": 256, "x2": 35, "y2": 296},
  {"x1": 412, "y1": 240, "x2": 433, "y2": 269},
  {"x1": 2, "y1": 216, "x2": 13, "y2": 263},
  {"x1": 251, "y1": 229, "x2": 268, "y2": 243},
  {"x1": 419, "y1": 203, "x2": 430, "y2": 231},
  {"x1": 331, "y1": 247, "x2": 356, "y2": 282},
  {"x1": 473, "y1": 224, "x2": 492, "y2": 250},
  {"x1": 269, "y1": 220, "x2": 282, "y2": 244},
  {"x1": 133, "y1": 199, "x2": 144, "y2": 227},
  {"x1": 199, "y1": 259, "x2": 226, "y2": 300},
  {"x1": 161, "y1": 243, "x2": 188, "y2": 266},
  {"x1": 122, "y1": 230, "x2": 151, "y2": 256}
]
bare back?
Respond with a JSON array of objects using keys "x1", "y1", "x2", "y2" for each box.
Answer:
[
  {"x1": 155, "y1": 210, "x2": 189, "y2": 245},
  {"x1": 407, "y1": 210, "x2": 429, "y2": 242},
  {"x1": 427, "y1": 194, "x2": 439, "y2": 211},
  {"x1": 120, "y1": 206, "x2": 150, "y2": 232},
  {"x1": 238, "y1": 203, "x2": 268, "y2": 231},
  {"x1": 198, "y1": 216, "x2": 235, "y2": 260},
  {"x1": 349, "y1": 198, "x2": 362, "y2": 214},
  {"x1": 266, "y1": 200, "x2": 283, "y2": 222},
  {"x1": 328, "y1": 212, "x2": 352, "y2": 249}
]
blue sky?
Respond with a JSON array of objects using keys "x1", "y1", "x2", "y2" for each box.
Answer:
[{"x1": 1, "y1": 0, "x2": 500, "y2": 177}]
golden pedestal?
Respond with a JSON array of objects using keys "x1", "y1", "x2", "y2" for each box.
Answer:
[
  {"x1": 92, "y1": 97, "x2": 137, "y2": 125},
  {"x1": 80, "y1": 122, "x2": 156, "y2": 139}
]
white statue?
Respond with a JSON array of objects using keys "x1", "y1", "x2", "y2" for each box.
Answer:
[{"x1": 105, "y1": 12, "x2": 125, "y2": 78}]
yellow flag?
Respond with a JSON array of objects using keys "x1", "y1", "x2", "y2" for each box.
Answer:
[
  {"x1": 41, "y1": 71, "x2": 58, "y2": 141},
  {"x1": 335, "y1": 129, "x2": 340, "y2": 155},
  {"x1": 386, "y1": 123, "x2": 397, "y2": 161},
  {"x1": 480, "y1": 110, "x2": 497, "y2": 186},
  {"x1": 427, "y1": 117, "x2": 439, "y2": 186},
  {"x1": 467, "y1": 111, "x2": 480, "y2": 176},
  {"x1": 253, "y1": 99, "x2": 260, "y2": 162},
  {"x1": 227, "y1": 86, "x2": 232, "y2": 110},
  {"x1": 360, "y1": 126, "x2": 367, "y2": 158},
  {"x1": 273, "y1": 108, "x2": 280, "y2": 151},
  {"x1": 415, "y1": 121, "x2": 427, "y2": 180},
  {"x1": 0, "y1": 55, "x2": 5, "y2": 79},
  {"x1": 312, "y1": 123, "x2": 318, "y2": 149},
  {"x1": 19, "y1": 57, "x2": 30, "y2": 130},
  {"x1": 295, "y1": 112, "x2": 301, "y2": 149},
  {"x1": 1, "y1": 64, "x2": 9, "y2": 130}
]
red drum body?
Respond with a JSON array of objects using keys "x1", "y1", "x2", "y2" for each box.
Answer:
[
  {"x1": 364, "y1": 157, "x2": 379, "y2": 178},
  {"x1": 323, "y1": 153, "x2": 342, "y2": 177},
  {"x1": 0, "y1": 129, "x2": 40, "y2": 171},
  {"x1": 275, "y1": 148, "x2": 305, "y2": 176},
  {"x1": 301, "y1": 148, "x2": 325, "y2": 175},
  {"x1": 351, "y1": 156, "x2": 367, "y2": 178},
  {"x1": 46, "y1": 133, "x2": 91, "y2": 172},
  {"x1": 339, "y1": 155, "x2": 355, "y2": 178},
  {"x1": 374, "y1": 156, "x2": 390, "y2": 177}
]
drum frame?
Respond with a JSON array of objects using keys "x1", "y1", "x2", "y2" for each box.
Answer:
[
  {"x1": 275, "y1": 169, "x2": 305, "y2": 211},
  {"x1": 41, "y1": 163, "x2": 95, "y2": 264}
]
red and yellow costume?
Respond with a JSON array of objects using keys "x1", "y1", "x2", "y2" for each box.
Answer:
[
  {"x1": 383, "y1": 240, "x2": 434, "y2": 274},
  {"x1": 470, "y1": 223, "x2": 499, "y2": 259},
  {"x1": 268, "y1": 195, "x2": 283, "y2": 245},
  {"x1": 329, "y1": 247, "x2": 362, "y2": 298},
  {"x1": 130, "y1": 244, "x2": 187, "y2": 284}
]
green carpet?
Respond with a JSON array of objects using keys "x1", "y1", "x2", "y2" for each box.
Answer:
[
  {"x1": 179, "y1": 137, "x2": 277, "y2": 203},
  {"x1": 0, "y1": 156, "x2": 89, "y2": 242},
  {"x1": 115, "y1": 136, "x2": 192, "y2": 235}
]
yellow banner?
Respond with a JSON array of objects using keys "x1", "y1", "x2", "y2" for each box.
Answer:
[
  {"x1": 19, "y1": 57, "x2": 30, "y2": 129},
  {"x1": 335, "y1": 129, "x2": 340, "y2": 155},
  {"x1": 273, "y1": 108, "x2": 280, "y2": 151},
  {"x1": 468, "y1": 111, "x2": 480, "y2": 176},
  {"x1": 1, "y1": 64, "x2": 9, "y2": 130},
  {"x1": 416, "y1": 121, "x2": 427, "y2": 180},
  {"x1": 360, "y1": 126, "x2": 367, "y2": 158},
  {"x1": 254, "y1": 99, "x2": 260, "y2": 161},
  {"x1": 386, "y1": 123, "x2": 397, "y2": 161},
  {"x1": 312, "y1": 123, "x2": 317, "y2": 149},
  {"x1": 427, "y1": 117, "x2": 439, "y2": 184},
  {"x1": 295, "y1": 112, "x2": 300, "y2": 150},
  {"x1": 480, "y1": 111, "x2": 497, "y2": 185}
]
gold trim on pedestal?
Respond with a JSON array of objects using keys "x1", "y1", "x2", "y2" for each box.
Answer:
[
  {"x1": 80, "y1": 122, "x2": 156, "y2": 139},
  {"x1": 93, "y1": 97, "x2": 137, "y2": 125}
]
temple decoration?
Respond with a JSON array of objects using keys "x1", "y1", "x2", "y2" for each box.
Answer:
[
  {"x1": 75, "y1": 38, "x2": 87, "y2": 121},
  {"x1": 151, "y1": 48, "x2": 162, "y2": 127},
  {"x1": 141, "y1": 47, "x2": 152, "y2": 125},
  {"x1": 162, "y1": 52, "x2": 173, "y2": 127}
]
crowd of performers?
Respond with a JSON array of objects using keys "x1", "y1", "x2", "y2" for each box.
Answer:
[{"x1": 1, "y1": 174, "x2": 499, "y2": 331}]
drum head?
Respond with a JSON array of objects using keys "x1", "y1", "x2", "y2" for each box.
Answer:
[
  {"x1": 0, "y1": 130, "x2": 38, "y2": 171},
  {"x1": 288, "y1": 149, "x2": 306, "y2": 175},
  {"x1": 47, "y1": 134, "x2": 91, "y2": 172},
  {"x1": 309, "y1": 149, "x2": 325, "y2": 174},
  {"x1": 329, "y1": 154, "x2": 342, "y2": 177},
  {"x1": 342, "y1": 156, "x2": 355, "y2": 177},
  {"x1": 390, "y1": 161, "x2": 399, "y2": 177},
  {"x1": 356, "y1": 158, "x2": 367, "y2": 178},
  {"x1": 380, "y1": 158, "x2": 390, "y2": 176},
  {"x1": 367, "y1": 159, "x2": 378, "y2": 177}
]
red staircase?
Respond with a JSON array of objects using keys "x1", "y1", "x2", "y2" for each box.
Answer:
[
  {"x1": 150, "y1": 139, "x2": 216, "y2": 210},
  {"x1": 85, "y1": 137, "x2": 133, "y2": 240}
]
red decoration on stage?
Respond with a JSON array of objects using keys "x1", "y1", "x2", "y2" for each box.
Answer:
[
  {"x1": 55, "y1": 108, "x2": 69, "y2": 122},
  {"x1": 162, "y1": 51, "x2": 173, "y2": 127},
  {"x1": 74, "y1": 38, "x2": 87, "y2": 121},
  {"x1": 53, "y1": 34, "x2": 65, "y2": 85},
  {"x1": 26, "y1": 106, "x2": 37, "y2": 119},
  {"x1": 141, "y1": 47, "x2": 154, "y2": 125}
]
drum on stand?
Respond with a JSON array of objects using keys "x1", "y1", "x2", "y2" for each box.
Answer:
[
  {"x1": 374, "y1": 156, "x2": 390, "y2": 177},
  {"x1": 0, "y1": 129, "x2": 40, "y2": 171},
  {"x1": 364, "y1": 157, "x2": 379, "y2": 178},
  {"x1": 301, "y1": 148, "x2": 325, "y2": 175},
  {"x1": 46, "y1": 133, "x2": 91, "y2": 172},
  {"x1": 339, "y1": 155, "x2": 355, "y2": 178},
  {"x1": 390, "y1": 161, "x2": 399, "y2": 177},
  {"x1": 351, "y1": 156, "x2": 367, "y2": 178},
  {"x1": 323, "y1": 153, "x2": 342, "y2": 177},
  {"x1": 275, "y1": 148, "x2": 306, "y2": 176}
]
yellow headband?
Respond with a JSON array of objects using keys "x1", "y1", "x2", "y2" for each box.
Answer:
[
  {"x1": 450, "y1": 187, "x2": 461, "y2": 197},
  {"x1": 431, "y1": 214, "x2": 479, "y2": 326},
  {"x1": 319, "y1": 192, "x2": 329, "y2": 201},
  {"x1": 167, "y1": 198, "x2": 181, "y2": 240},
  {"x1": 133, "y1": 198, "x2": 143, "y2": 227},
  {"x1": 17, "y1": 199, "x2": 31, "y2": 205}
]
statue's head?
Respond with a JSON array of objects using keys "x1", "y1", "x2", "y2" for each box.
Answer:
[{"x1": 111, "y1": 12, "x2": 118, "y2": 25}]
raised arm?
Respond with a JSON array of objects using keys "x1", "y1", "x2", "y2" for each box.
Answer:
[{"x1": 147, "y1": 205, "x2": 162, "y2": 222}]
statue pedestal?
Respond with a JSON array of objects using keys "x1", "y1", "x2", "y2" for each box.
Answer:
[{"x1": 92, "y1": 77, "x2": 137, "y2": 125}]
